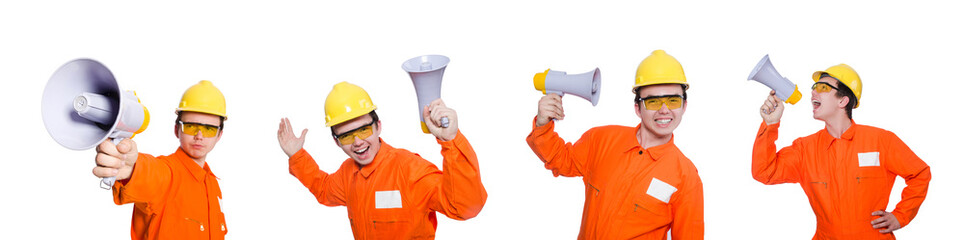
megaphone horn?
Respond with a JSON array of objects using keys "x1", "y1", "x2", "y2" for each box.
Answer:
[
  {"x1": 402, "y1": 55, "x2": 450, "y2": 134},
  {"x1": 533, "y1": 68, "x2": 601, "y2": 106},
  {"x1": 747, "y1": 54, "x2": 802, "y2": 104},
  {"x1": 41, "y1": 59, "x2": 150, "y2": 189}
]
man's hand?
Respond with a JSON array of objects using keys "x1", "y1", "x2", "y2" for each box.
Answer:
[
  {"x1": 278, "y1": 117, "x2": 308, "y2": 158},
  {"x1": 760, "y1": 90, "x2": 784, "y2": 125},
  {"x1": 93, "y1": 139, "x2": 139, "y2": 180},
  {"x1": 871, "y1": 210, "x2": 902, "y2": 234},
  {"x1": 536, "y1": 93, "x2": 564, "y2": 127},
  {"x1": 423, "y1": 99, "x2": 457, "y2": 141}
]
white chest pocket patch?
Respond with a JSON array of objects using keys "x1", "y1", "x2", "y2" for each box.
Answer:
[
  {"x1": 646, "y1": 178, "x2": 677, "y2": 204},
  {"x1": 858, "y1": 152, "x2": 880, "y2": 167},
  {"x1": 375, "y1": 190, "x2": 403, "y2": 209}
]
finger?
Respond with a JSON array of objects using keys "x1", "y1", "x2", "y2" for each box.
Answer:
[
  {"x1": 430, "y1": 98, "x2": 446, "y2": 109},
  {"x1": 871, "y1": 210, "x2": 885, "y2": 216},
  {"x1": 423, "y1": 105, "x2": 437, "y2": 127},
  {"x1": 870, "y1": 216, "x2": 885, "y2": 225},
  {"x1": 116, "y1": 139, "x2": 134, "y2": 154},
  {"x1": 431, "y1": 108, "x2": 449, "y2": 127},
  {"x1": 299, "y1": 129, "x2": 308, "y2": 139},
  {"x1": 92, "y1": 166, "x2": 119, "y2": 178},
  {"x1": 872, "y1": 220, "x2": 889, "y2": 229},
  {"x1": 279, "y1": 118, "x2": 286, "y2": 135},
  {"x1": 96, "y1": 153, "x2": 125, "y2": 169},
  {"x1": 284, "y1": 118, "x2": 294, "y2": 136},
  {"x1": 97, "y1": 139, "x2": 120, "y2": 156}
]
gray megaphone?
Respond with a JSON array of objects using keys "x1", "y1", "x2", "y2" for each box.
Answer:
[
  {"x1": 748, "y1": 55, "x2": 802, "y2": 104},
  {"x1": 533, "y1": 68, "x2": 601, "y2": 106},
  {"x1": 402, "y1": 55, "x2": 451, "y2": 134},
  {"x1": 41, "y1": 59, "x2": 150, "y2": 189}
]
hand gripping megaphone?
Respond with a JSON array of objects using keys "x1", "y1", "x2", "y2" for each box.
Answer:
[
  {"x1": 41, "y1": 59, "x2": 150, "y2": 189},
  {"x1": 402, "y1": 55, "x2": 450, "y2": 134},
  {"x1": 533, "y1": 68, "x2": 601, "y2": 106},
  {"x1": 747, "y1": 55, "x2": 802, "y2": 104}
]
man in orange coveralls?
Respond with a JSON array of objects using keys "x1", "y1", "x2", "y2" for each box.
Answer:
[
  {"x1": 92, "y1": 80, "x2": 230, "y2": 240},
  {"x1": 277, "y1": 81, "x2": 487, "y2": 239},
  {"x1": 527, "y1": 50, "x2": 703, "y2": 239},
  {"x1": 754, "y1": 63, "x2": 931, "y2": 239}
]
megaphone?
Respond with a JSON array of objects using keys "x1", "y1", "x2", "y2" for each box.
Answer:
[
  {"x1": 533, "y1": 68, "x2": 601, "y2": 106},
  {"x1": 402, "y1": 55, "x2": 450, "y2": 134},
  {"x1": 747, "y1": 55, "x2": 802, "y2": 104},
  {"x1": 41, "y1": 59, "x2": 150, "y2": 189}
]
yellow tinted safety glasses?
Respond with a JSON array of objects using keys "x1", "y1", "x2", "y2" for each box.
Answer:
[
  {"x1": 334, "y1": 121, "x2": 375, "y2": 145},
  {"x1": 179, "y1": 121, "x2": 221, "y2": 138},
  {"x1": 637, "y1": 95, "x2": 684, "y2": 110},
  {"x1": 811, "y1": 82, "x2": 839, "y2": 93}
]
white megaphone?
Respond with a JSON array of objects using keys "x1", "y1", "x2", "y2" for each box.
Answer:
[
  {"x1": 41, "y1": 59, "x2": 150, "y2": 189},
  {"x1": 533, "y1": 68, "x2": 601, "y2": 106},
  {"x1": 748, "y1": 55, "x2": 802, "y2": 104},
  {"x1": 402, "y1": 55, "x2": 450, "y2": 134}
]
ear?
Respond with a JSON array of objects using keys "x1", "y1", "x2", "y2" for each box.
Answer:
[
  {"x1": 634, "y1": 103, "x2": 643, "y2": 119},
  {"x1": 837, "y1": 95, "x2": 850, "y2": 109},
  {"x1": 173, "y1": 123, "x2": 180, "y2": 139}
]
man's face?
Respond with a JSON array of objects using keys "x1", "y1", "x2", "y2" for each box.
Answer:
[
  {"x1": 811, "y1": 76, "x2": 846, "y2": 121},
  {"x1": 635, "y1": 84, "x2": 686, "y2": 138},
  {"x1": 175, "y1": 111, "x2": 223, "y2": 161},
  {"x1": 331, "y1": 114, "x2": 381, "y2": 166}
]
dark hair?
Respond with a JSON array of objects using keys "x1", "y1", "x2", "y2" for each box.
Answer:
[
  {"x1": 634, "y1": 84, "x2": 688, "y2": 104},
  {"x1": 835, "y1": 81, "x2": 857, "y2": 120},
  {"x1": 822, "y1": 73, "x2": 857, "y2": 119},
  {"x1": 175, "y1": 113, "x2": 226, "y2": 133},
  {"x1": 330, "y1": 111, "x2": 379, "y2": 136}
]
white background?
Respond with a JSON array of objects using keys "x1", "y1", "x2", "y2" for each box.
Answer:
[{"x1": 2, "y1": 1, "x2": 960, "y2": 239}]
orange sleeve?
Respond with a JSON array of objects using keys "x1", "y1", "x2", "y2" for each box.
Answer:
[
  {"x1": 881, "y1": 132, "x2": 931, "y2": 227},
  {"x1": 415, "y1": 131, "x2": 487, "y2": 220},
  {"x1": 670, "y1": 167, "x2": 704, "y2": 240},
  {"x1": 752, "y1": 121, "x2": 804, "y2": 184},
  {"x1": 288, "y1": 149, "x2": 349, "y2": 207},
  {"x1": 525, "y1": 117, "x2": 592, "y2": 177},
  {"x1": 112, "y1": 153, "x2": 174, "y2": 207}
]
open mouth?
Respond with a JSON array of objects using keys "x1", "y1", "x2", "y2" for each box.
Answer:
[
  {"x1": 812, "y1": 99, "x2": 822, "y2": 108},
  {"x1": 353, "y1": 146, "x2": 370, "y2": 155},
  {"x1": 655, "y1": 118, "x2": 672, "y2": 125}
]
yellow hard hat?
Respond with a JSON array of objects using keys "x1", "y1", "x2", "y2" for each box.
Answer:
[
  {"x1": 812, "y1": 64, "x2": 862, "y2": 108},
  {"x1": 176, "y1": 80, "x2": 228, "y2": 120},
  {"x1": 632, "y1": 50, "x2": 689, "y2": 93},
  {"x1": 325, "y1": 81, "x2": 377, "y2": 127}
]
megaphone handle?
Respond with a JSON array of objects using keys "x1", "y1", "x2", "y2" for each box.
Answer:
[
  {"x1": 99, "y1": 138, "x2": 125, "y2": 190},
  {"x1": 546, "y1": 91, "x2": 564, "y2": 122}
]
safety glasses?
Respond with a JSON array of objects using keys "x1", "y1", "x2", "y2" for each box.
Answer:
[
  {"x1": 179, "y1": 121, "x2": 221, "y2": 138},
  {"x1": 637, "y1": 94, "x2": 685, "y2": 110},
  {"x1": 333, "y1": 121, "x2": 375, "y2": 145},
  {"x1": 811, "y1": 82, "x2": 839, "y2": 93}
]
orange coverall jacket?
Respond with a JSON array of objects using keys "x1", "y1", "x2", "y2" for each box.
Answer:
[
  {"x1": 288, "y1": 131, "x2": 486, "y2": 239},
  {"x1": 752, "y1": 121, "x2": 931, "y2": 239},
  {"x1": 526, "y1": 120, "x2": 704, "y2": 240},
  {"x1": 112, "y1": 148, "x2": 227, "y2": 240}
]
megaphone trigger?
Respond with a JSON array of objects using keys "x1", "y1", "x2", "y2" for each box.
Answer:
[{"x1": 440, "y1": 117, "x2": 450, "y2": 128}]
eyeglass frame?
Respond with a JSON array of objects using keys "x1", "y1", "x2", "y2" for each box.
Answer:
[
  {"x1": 177, "y1": 120, "x2": 222, "y2": 137},
  {"x1": 635, "y1": 94, "x2": 686, "y2": 110},
  {"x1": 332, "y1": 120, "x2": 376, "y2": 145}
]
